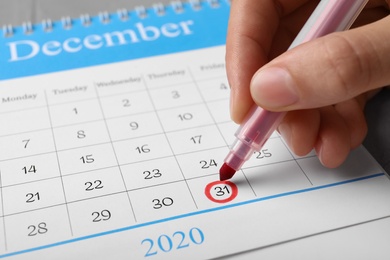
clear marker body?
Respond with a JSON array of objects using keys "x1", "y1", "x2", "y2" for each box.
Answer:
[{"x1": 222, "y1": 0, "x2": 369, "y2": 174}]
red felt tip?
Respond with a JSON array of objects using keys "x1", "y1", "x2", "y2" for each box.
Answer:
[{"x1": 219, "y1": 163, "x2": 236, "y2": 181}]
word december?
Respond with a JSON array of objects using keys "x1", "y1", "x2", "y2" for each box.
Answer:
[{"x1": 7, "y1": 20, "x2": 194, "y2": 62}]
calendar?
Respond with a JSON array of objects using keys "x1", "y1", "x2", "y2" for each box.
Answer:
[{"x1": 1, "y1": 1, "x2": 390, "y2": 259}]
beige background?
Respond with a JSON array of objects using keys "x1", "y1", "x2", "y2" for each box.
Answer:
[{"x1": 0, "y1": 0, "x2": 171, "y2": 26}]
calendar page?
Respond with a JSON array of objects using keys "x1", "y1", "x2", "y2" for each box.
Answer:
[
  {"x1": 0, "y1": 45, "x2": 389, "y2": 259},
  {"x1": 1, "y1": 1, "x2": 390, "y2": 259}
]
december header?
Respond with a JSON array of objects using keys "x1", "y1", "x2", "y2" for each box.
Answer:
[
  {"x1": 5, "y1": 20, "x2": 194, "y2": 62},
  {"x1": 0, "y1": 2, "x2": 229, "y2": 80}
]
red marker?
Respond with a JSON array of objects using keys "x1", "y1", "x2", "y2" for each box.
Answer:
[{"x1": 220, "y1": 0, "x2": 369, "y2": 181}]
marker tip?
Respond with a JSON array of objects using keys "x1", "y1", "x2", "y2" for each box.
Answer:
[{"x1": 219, "y1": 163, "x2": 236, "y2": 181}]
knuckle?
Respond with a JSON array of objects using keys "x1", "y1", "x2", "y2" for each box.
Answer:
[{"x1": 320, "y1": 34, "x2": 371, "y2": 98}]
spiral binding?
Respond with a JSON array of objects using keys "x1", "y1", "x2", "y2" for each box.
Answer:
[
  {"x1": 61, "y1": 16, "x2": 72, "y2": 30},
  {"x1": 1, "y1": 0, "x2": 229, "y2": 38},
  {"x1": 2, "y1": 24, "x2": 13, "y2": 37},
  {"x1": 171, "y1": 1, "x2": 184, "y2": 13},
  {"x1": 80, "y1": 14, "x2": 92, "y2": 26},
  {"x1": 42, "y1": 19, "x2": 53, "y2": 32},
  {"x1": 190, "y1": 0, "x2": 202, "y2": 10},
  {"x1": 117, "y1": 9, "x2": 129, "y2": 21},
  {"x1": 22, "y1": 22, "x2": 33, "y2": 34},
  {"x1": 135, "y1": 6, "x2": 147, "y2": 19},
  {"x1": 153, "y1": 3, "x2": 166, "y2": 16}
]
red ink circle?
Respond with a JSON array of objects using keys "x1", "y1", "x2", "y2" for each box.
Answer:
[{"x1": 204, "y1": 180, "x2": 238, "y2": 203}]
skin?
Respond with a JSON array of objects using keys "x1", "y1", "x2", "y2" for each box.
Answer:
[{"x1": 226, "y1": 0, "x2": 390, "y2": 168}]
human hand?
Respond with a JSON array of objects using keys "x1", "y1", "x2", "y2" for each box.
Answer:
[{"x1": 226, "y1": 0, "x2": 390, "y2": 167}]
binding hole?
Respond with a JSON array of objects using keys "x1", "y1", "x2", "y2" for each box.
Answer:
[
  {"x1": 62, "y1": 16, "x2": 72, "y2": 30},
  {"x1": 22, "y1": 22, "x2": 33, "y2": 35},
  {"x1": 153, "y1": 3, "x2": 166, "y2": 16},
  {"x1": 208, "y1": 0, "x2": 220, "y2": 8},
  {"x1": 42, "y1": 19, "x2": 53, "y2": 32},
  {"x1": 190, "y1": 0, "x2": 202, "y2": 10},
  {"x1": 2, "y1": 24, "x2": 13, "y2": 37},
  {"x1": 99, "y1": 12, "x2": 110, "y2": 24},
  {"x1": 80, "y1": 14, "x2": 92, "y2": 26},
  {"x1": 135, "y1": 6, "x2": 147, "y2": 18},
  {"x1": 171, "y1": 1, "x2": 184, "y2": 13},
  {"x1": 117, "y1": 9, "x2": 129, "y2": 21}
]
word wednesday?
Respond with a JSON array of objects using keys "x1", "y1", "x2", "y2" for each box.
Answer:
[{"x1": 6, "y1": 20, "x2": 194, "y2": 62}]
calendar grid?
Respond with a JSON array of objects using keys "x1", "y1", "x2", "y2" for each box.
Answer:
[
  {"x1": 186, "y1": 68, "x2": 229, "y2": 146},
  {"x1": 0, "y1": 170, "x2": 3, "y2": 214},
  {"x1": 0, "y1": 89, "x2": 227, "y2": 138},
  {"x1": 0, "y1": 169, "x2": 7, "y2": 251},
  {"x1": 0, "y1": 76, "x2": 229, "y2": 119},
  {"x1": 2, "y1": 204, "x2": 67, "y2": 218},
  {"x1": 0, "y1": 106, "x2": 47, "y2": 116},
  {"x1": 93, "y1": 86, "x2": 138, "y2": 222},
  {"x1": 0, "y1": 175, "x2": 201, "y2": 218},
  {"x1": 0, "y1": 152, "x2": 323, "y2": 220},
  {"x1": 289, "y1": 154, "x2": 315, "y2": 186},
  {"x1": 0, "y1": 69, "x2": 320, "y2": 213},
  {"x1": 0, "y1": 143, "x2": 215, "y2": 189},
  {"x1": 268, "y1": 131, "x2": 315, "y2": 187},
  {"x1": 0, "y1": 49, "x2": 386, "y2": 256},
  {"x1": 280, "y1": 125, "x2": 317, "y2": 184},
  {"x1": 140, "y1": 73, "x2": 199, "y2": 210},
  {"x1": 0, "y1": 172, "x2": 386, "y2": 259},
  {"x1": 187, "y1": 67, "x2": 260, "y2": 196},
  {"x1": 44, "y1": 91, "x2": 74, "y2": 235}
]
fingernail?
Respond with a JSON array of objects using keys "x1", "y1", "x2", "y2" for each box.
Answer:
[{"x1": 250, "y1": 68, "x2": 299, "y2": 109}]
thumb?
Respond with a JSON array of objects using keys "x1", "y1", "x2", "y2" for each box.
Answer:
[{"x1": 250, "y1": 16, "x2": 390, "y2": 111}]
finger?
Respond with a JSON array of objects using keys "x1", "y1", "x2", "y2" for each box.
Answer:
[
  {"x1": 353, "y1": 5, "x2": 390, "y2": 27},
  {"x1": 315, "y1": 107, "x2": 350, "y2": 168},
  {"x1": 269, "y1": 1, "x2": 320, "y2": 59},
  {"x1": 333, "y1": 96, "x2": 368, "y2": 149},
  {"x1": 278, "y1": 109, "x2": 320, "y2": 156},
  {"x1": 250, "y1": 16, "x2": 390, "y2": 111},
  {"x1": 226, "y1": 0, "x2": 311, "y2": 123},
  {"x1": 366, "y1": 0, "x2": 390, "y2": 9}
]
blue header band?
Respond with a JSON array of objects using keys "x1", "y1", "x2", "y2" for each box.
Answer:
[{"x1": 0, "y1": 1, "x2": 229, "y2": 80}]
